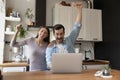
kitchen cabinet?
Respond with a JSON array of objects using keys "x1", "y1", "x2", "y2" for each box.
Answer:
[
  {"x1": 83, "y1": 65, "x2": 108, "y2": 70},
  {"x1": 53, "y1": 5, "x2": 73, "y2": 37},
  {"x1": 53, "y1": 4, "x2": 102, "y2": 41},
  {"x1": 77, "y1": 8, "x2": 102, "y2": 41},
  {"x1": 83, "y1": 60, "x2": 110, "y2": 70},
  {"x1": 0, "y1": 62, "x2": 29, "y2": 72},
  {"x1": 2, "y1": 67, "x2": 26, "y2": 72}
]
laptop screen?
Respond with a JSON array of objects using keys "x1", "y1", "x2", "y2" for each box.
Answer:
[{"x1": 51, "y1": 53, "x2": 83, "y2": 73}]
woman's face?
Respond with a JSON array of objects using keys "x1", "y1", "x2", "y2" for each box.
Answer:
[{"x1": 38, "y1": 28, "x2": 48, "y2": 40}]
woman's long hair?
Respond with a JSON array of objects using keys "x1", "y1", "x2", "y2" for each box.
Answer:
[{"x1": 35, "y1": 26, "x2": 50, "y2": 43}]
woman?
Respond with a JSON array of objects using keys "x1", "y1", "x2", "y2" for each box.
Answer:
[{"x1": 10, "y1": 24, "x2": 50, "y2": 71}]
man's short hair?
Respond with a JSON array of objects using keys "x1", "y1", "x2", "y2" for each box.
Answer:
[{"x1": 53, "y1": 24, "x2": 65, "y2": 34}]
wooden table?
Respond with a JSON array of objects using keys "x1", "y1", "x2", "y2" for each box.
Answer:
[{"x1": 2, "y1": 69, "x2": 120, "y2": 80}]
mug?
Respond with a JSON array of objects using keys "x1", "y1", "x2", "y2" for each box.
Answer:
[
  {"x1": 6, "y1": 28, "x2": 11, "y2": 32},
  {"x1": 6, "y1": 25, "x2": 12, "y2": 32},
  {"x1": 75, "y1": 48, "x2": 79, "y2": 53}
]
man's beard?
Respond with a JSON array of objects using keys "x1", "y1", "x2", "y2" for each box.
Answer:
[
  {"x1": 57, "y1": 38, "x2": 63, "y2": 40},
  {"x1": 56, "y1": 38, "x2": 63, "y2": 43}
]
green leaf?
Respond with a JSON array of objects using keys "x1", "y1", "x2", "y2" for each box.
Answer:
[{"x1": 19, "y1": 27, "x2": 25, "y2": 38}]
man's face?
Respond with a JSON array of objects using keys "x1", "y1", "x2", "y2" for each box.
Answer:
[{"x1": 54, "y1": 28, "x2": 64, "y2": 44}]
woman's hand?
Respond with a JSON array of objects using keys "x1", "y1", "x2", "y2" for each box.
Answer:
[
  {"x1": 16, "y1": 24, "x2": 22, "y2": 32},
  {"x1": 48, "y1": 40, "x2": 55, "y2": 47}
]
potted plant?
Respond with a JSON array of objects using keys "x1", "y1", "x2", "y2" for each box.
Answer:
[
  {"x1": 25, "y1": 8, "x2": 34, "y2": 26},
  {"x1": 19, "y1": 27, "x2": 25, "y2": 38},
  {"x1": 102, "y1": 65, "x2": 111, "y2": 76}
]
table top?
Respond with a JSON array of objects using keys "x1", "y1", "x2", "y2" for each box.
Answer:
[{"x1": 2, "y1": 69, "x2": 120, "y2": 80}]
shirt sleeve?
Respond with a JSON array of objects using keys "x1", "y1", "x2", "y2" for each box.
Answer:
[
  {"x1": 10, "y1": 37, "x2": 31, "y2": 47},
  {"x1": 66, "y1": 22, "x2": 81, "y2": 45},
  {"x1": 46, "y1": 47, "x2": 53, "y2": 67}
]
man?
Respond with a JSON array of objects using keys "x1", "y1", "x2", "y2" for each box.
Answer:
[{"x1": 46, "y1": 2, "x2": 83, "y2": 69}]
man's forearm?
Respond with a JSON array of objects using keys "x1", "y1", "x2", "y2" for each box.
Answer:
[
  {"x1": 75, "y1": 2, "x2": 82, "y2": 24},
  {"x1": 76, "y1": 8, "x2": 82, "y2": 24},
  {"x1": 46, "y1": 47, "x2": 53, "y2": 69}
]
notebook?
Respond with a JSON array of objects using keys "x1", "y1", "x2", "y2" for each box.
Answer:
[{"x1": 51, "y1": 53, "x2": 83, "y2": 73}]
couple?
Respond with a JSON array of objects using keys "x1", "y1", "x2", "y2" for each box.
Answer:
[{"x1": 10, "y1": 2, "x2": 82, "y2": 71}]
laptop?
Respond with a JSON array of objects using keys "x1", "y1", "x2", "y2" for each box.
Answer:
[{"x1": 51, "y1": 53, "x2": 83, "y2": 73}]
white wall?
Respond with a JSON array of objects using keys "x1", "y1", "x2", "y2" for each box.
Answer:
[{"x1": 0, "y1": 0, "x2": 5, "y2": 63}]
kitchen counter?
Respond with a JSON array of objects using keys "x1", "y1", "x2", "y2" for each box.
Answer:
[
  {"x1": 0, "y1": 61, "x2": 29, "y2": 72},
  {"x1": 0, "y1": 60, "x2": 109, "y2": 67},
  {"x1": 82, "y1": 59, "x2": 110, "y2": 70},
  {"x1": 0, "y1": 60, "x2": 109, "y2": 71},
  {"x1": 0, "y1": 61, "x2": 29, "y2": 67},
  {"x1": 83, "y1": 59, "x2": 110, "y2": 65}
]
